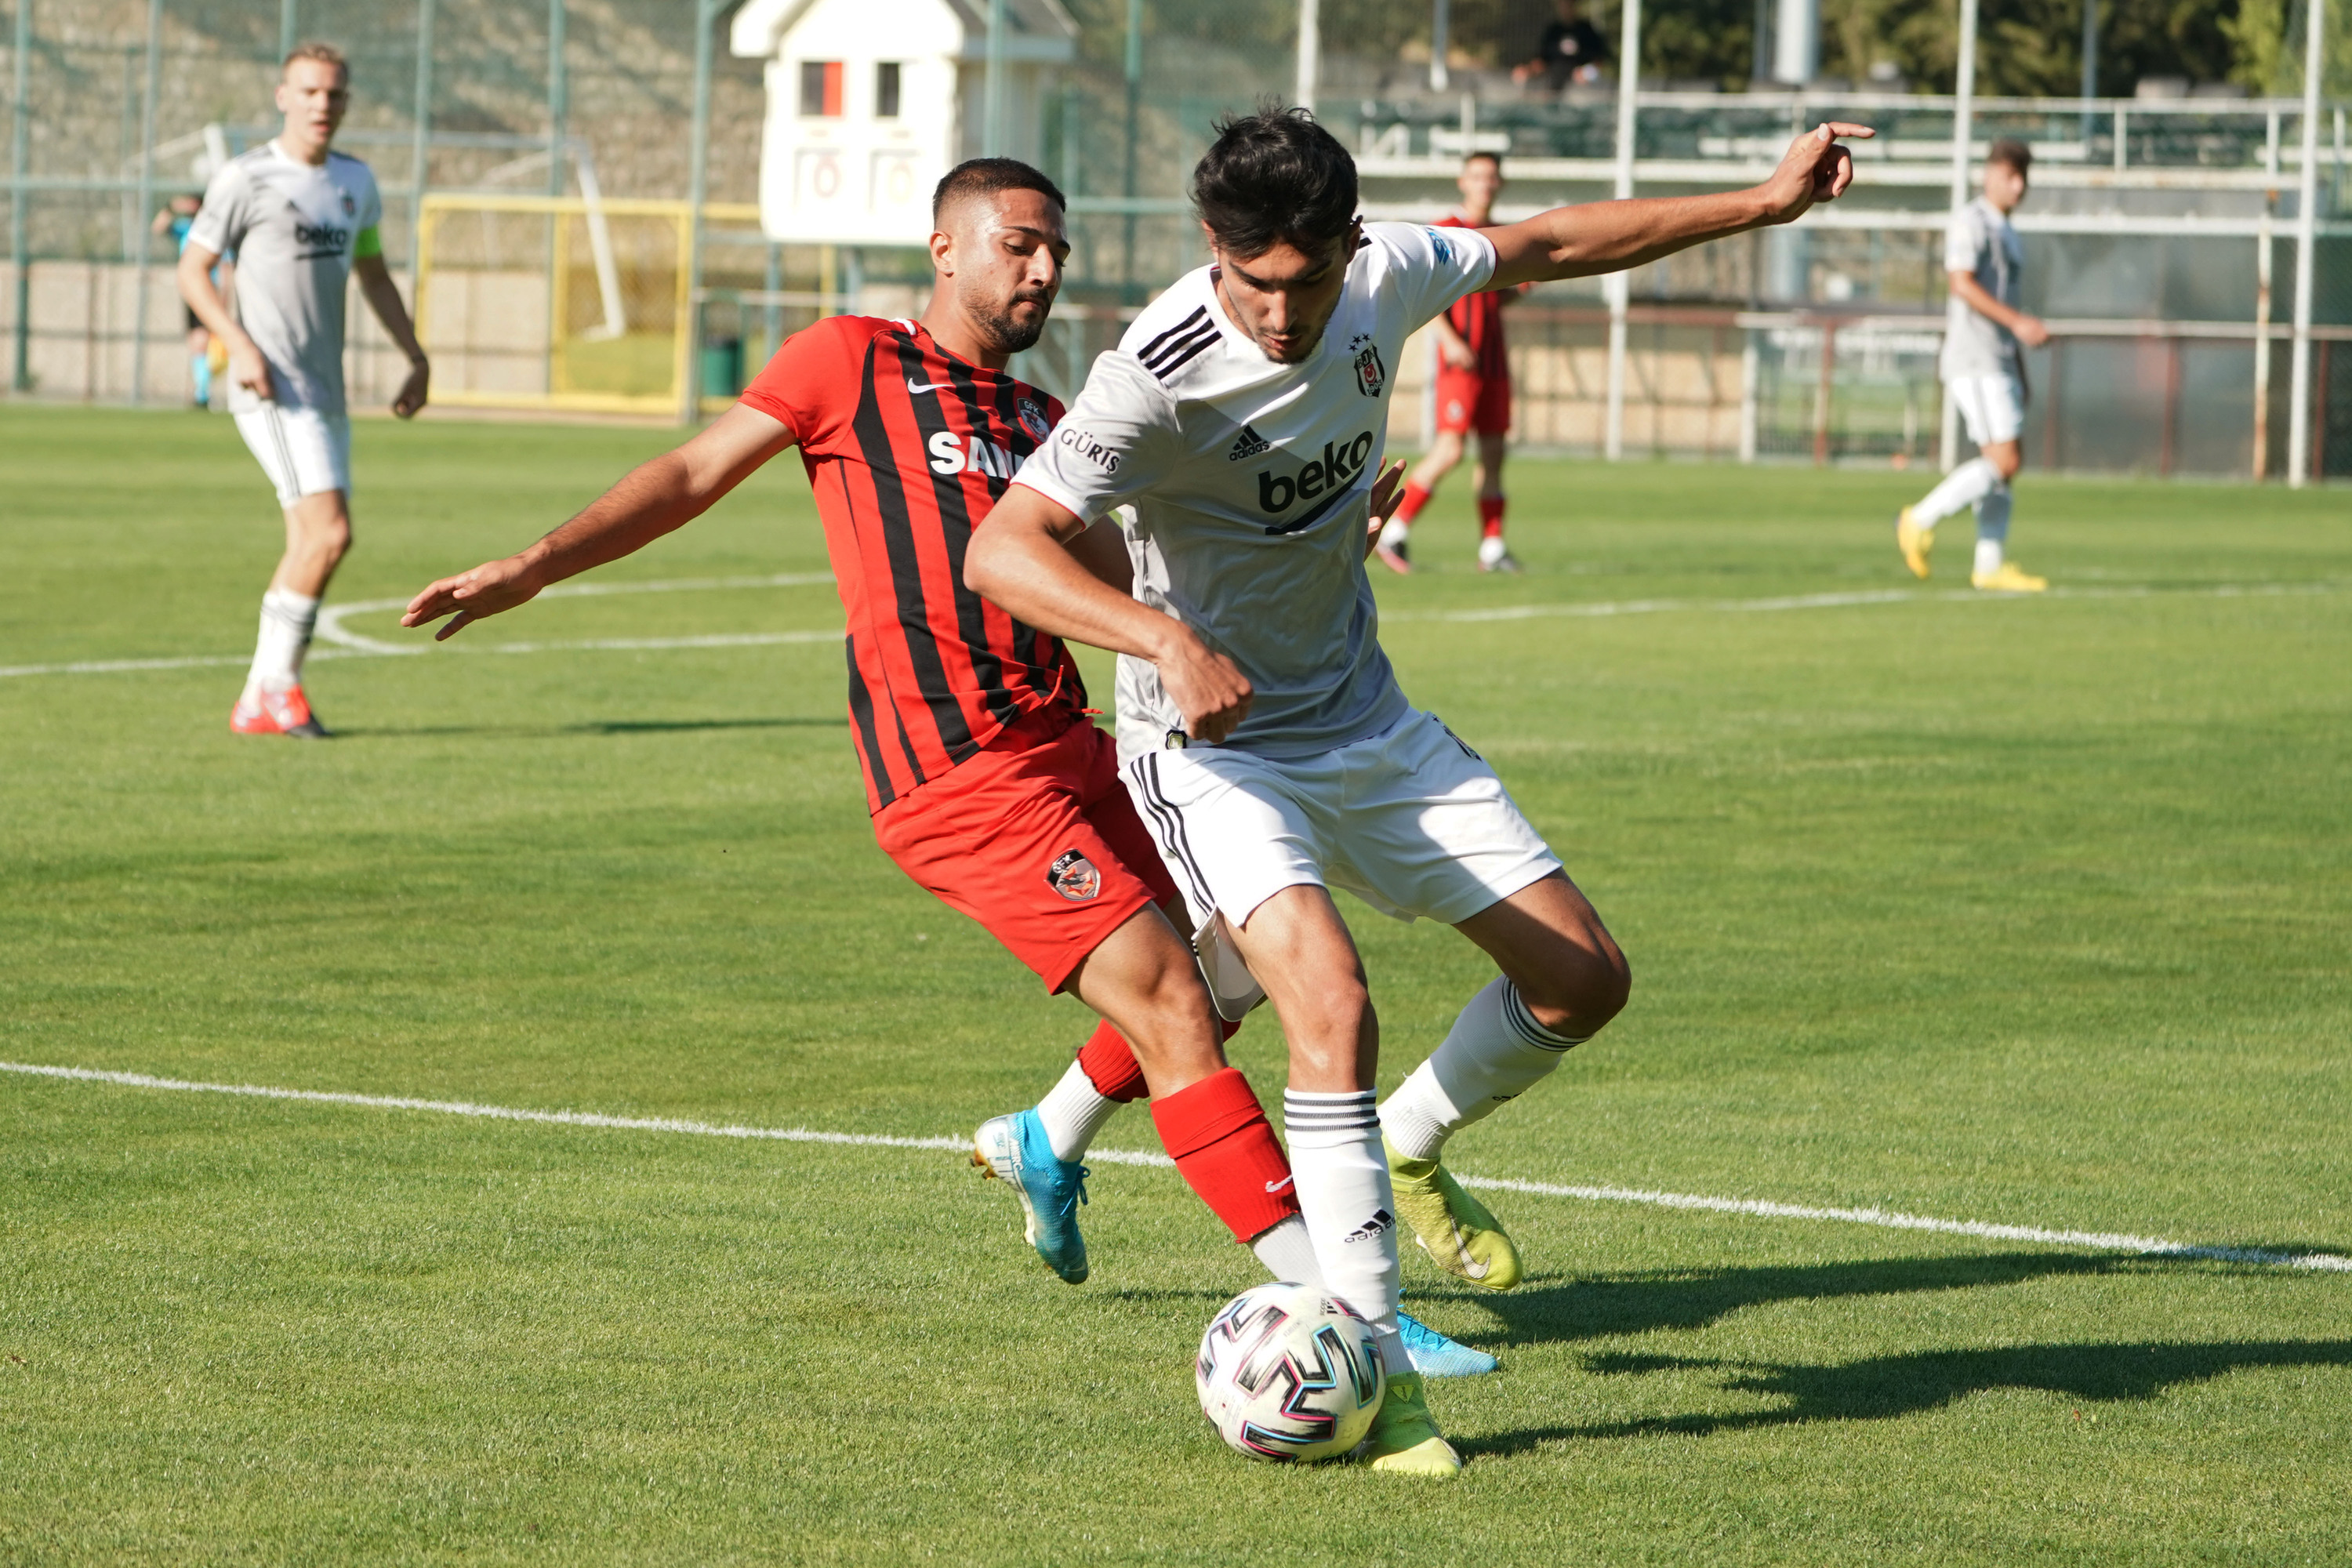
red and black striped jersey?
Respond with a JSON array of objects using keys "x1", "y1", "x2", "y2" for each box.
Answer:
[
  {"x1": 740, "y1": 315, "x2": 1081, "y2": 813},
  {"x1": 1436, "y1": 216, "x2": 1509, "y2": 379}
]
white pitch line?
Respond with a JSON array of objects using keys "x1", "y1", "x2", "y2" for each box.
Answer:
[
  {"x1": 6, "y1": 577, "x2": 2342, "y2": 683},
  {"x1": 6, "y1": 1059, "x2": 2345, "y2": 1274}
]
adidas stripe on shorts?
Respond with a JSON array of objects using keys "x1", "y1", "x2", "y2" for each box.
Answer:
[
  {"x1": 234, "y1": 403, "x2": 352, "y2": 504},
  {"x1": 1123, "y1": 708, "x2": 1562, "y2": 1014}
]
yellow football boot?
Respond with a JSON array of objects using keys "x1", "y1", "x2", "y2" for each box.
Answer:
[
  {"x1": 1896, "y1": 507, "x2": 1934, "y2": 579},
  {"x1": 1357, "y1": 1370, "x2": 1463, "y2": 1478},
  {"x1": 1972, "y1": 561, "x2": 2047, "y2": 593},
  {"x1": 1387, "y1": 1137, "x2": 1523, "y2": 1291}
]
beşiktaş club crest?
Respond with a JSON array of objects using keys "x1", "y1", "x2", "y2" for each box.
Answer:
[
  {"x1": 1046, "y1": 848, "x2": 1102, "y2": 902},
  {"x1": 1017, "y1": 398, "x2": 1050, "y2": 443},
  {"x1": 340, "y1": 192, "x2": 356, "y2": 217},
  {"x1": 1349, "y1": 333, "x2": 1386, "y2": 398}
]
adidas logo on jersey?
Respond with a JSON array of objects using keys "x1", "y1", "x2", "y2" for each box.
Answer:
[
  {"x1": 1255, "y1": 430, "x2": 1375, "y2": 533},
  {"x1": 1228, "y1": 424, "x2": 1272, "y2": 462},
  {"x1": 1341, "y1": 1207, "x2": 1394, "y2": 1244}
]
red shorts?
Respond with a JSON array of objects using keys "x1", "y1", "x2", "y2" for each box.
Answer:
[
  {"x1": 870, "y1": 707, "x2": 1178, "y2": 993},
  {"x1": 1436, "y1": 367, "x2": 1512, "y2": 437}
]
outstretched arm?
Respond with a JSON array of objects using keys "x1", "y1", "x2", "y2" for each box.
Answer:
[
  {"x1": 401, "y1": 401, "x2": 797, "y2": 640},
  {"x1": 965, "y1": 485, "x2": 1255, "y2": 743},
  {"x1": 354, "y1": 253, "x2": 431, "y2": 419},
  {"x1": 1485, "y1": 122, "x2": 1874, "y2": 289}
]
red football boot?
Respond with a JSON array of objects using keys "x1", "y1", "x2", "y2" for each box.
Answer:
[{"x1": 230, "y1": 684, "x2": 330, "y2": 739}]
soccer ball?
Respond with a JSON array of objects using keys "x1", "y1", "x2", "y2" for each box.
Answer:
[{"x1": 1195, "y1": 1282, "x2": 1387, "y2": 1462}]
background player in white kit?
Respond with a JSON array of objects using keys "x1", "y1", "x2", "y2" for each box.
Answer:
[
  {"x1": 1896, "y1": 140, "x2": 2048, "y2": 593},
  {"x1": 179, "y1": 42, "x2": 430, "y2": 738},
  {"x1": 967, "y1": 107, "x2": 1872, "y2": 1475}
]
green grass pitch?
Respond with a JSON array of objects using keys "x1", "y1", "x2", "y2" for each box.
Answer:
[{"x1": 4, "y1": 403, "x2": 2349, "y2": 1563}]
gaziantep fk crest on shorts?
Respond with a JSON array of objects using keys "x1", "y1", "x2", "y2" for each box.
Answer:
[{"x1": 1046, "y1": 848, "x2": 1102, "y2": 902}]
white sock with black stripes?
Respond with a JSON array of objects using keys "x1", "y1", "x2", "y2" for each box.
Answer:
[
  {"x1": 243, "y1": 589, "x2": 320, "y2": 697},
  {"x1": 1378, "y1": 977, "x2": 1589, "y2": 1163},
  {"x1": 1282, "y1": 1087, "x2": 1406, "y2": 1370}
]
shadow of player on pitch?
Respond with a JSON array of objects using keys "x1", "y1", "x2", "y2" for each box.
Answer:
[
  {"x1": 1457, "y1": 1338, "x2": 2352, "y2": 1456},
  {"x1": 1426, "y1": 1250, "x2": 2252, "y2": 1350}
]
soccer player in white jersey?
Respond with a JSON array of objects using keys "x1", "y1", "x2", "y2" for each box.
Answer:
[
  {"x1": 180, "y1": 42, "x2": 431, "y2": 739},
  {"x1": 967, "y1": 107, "x2": 1871, "y2": 1475},
  {"x1": 1896, "y1": 140, "x2": 2048, "y2": 593}
]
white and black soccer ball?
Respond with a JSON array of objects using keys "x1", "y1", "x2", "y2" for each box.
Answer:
[{"x1": 1195, "y1": 1282, "x2": 1386, "y2": 1462}]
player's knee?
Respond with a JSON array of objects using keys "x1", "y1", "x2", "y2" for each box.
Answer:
[
  {"x1": 309, "y1": 515, "x2": 353, "y2": 564},
  {"x1": 1520, "y1": 936, "x2": 1631, "y2": 1034},
  {"x1": 1282, "y1": 981, "x2": 1375, "y2": 1081}
]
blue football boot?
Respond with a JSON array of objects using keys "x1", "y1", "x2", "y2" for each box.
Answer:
[
  {"x1": 1397, "y1": 1310, "x2": 1500, "y2": 1377},
  {"x1": 971, "y1": 1108, "x2": 1091, "y2": 1284}
]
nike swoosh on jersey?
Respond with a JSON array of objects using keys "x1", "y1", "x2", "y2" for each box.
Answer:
[
  {"x1": 1265, "y1": 1176, "x2": 1294, "y2": 1194},
  {"x1": 906, "y1": 376, "x2": 954, "y2": 394}
]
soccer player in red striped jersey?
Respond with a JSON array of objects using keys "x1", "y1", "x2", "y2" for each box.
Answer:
[
  {"x1": 1375, "y1": 151, "x2": 1526, "y2": 576},
  {"x1": 397, "y1": 160, "x2": 1484, "y2": 1377}
]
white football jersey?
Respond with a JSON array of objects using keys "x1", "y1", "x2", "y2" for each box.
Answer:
[{"x1": 1014, "y1": 221, "x2": 1498, "y2": 762}]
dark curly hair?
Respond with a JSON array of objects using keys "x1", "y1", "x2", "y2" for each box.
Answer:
[{"x1": 1190, "y1": 104, "x2": 1358, "y2": 260}]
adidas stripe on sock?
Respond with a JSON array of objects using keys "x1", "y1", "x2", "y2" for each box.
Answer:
[
  {"x1": 1283, "y1": 1087, "x2": 1405, "y2": 1369},
  {"x1": 1379, "y1": 977, "x2": 1588, "y2": 1163}
]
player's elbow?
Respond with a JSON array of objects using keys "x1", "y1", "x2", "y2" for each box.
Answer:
[{"x1": 962, "y1": 527, "x2": 1012, "y2": 602}]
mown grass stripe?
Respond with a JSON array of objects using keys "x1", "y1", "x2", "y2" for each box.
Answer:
[{"x1": 9, "y1": 1058, "x2": 2343, "y2": 1273}]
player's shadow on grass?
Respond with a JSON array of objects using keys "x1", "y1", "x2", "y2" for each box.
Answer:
[
  {"x1": 333, "y1": 717, "x2": 848, "y2": 739},
  {"x1": 1460, "y1": 1338, "x2": 2352, "y2": 1455},
  {"x1": 1435, "y1": 1250, "x2": 2256, "y2": 1349}
]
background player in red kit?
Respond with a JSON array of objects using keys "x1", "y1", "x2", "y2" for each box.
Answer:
[
  {"x1": 1377, "y1": 151, "x2": 1524, "y2": 576},
  {"x1": 395, "y1": 159, "x2": 1486, "y2": 1374}
]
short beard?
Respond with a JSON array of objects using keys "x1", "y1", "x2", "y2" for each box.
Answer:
[
  {"x1": 977, "y1": 302, "x2": 1047, "y2": 356},
  {"x1": 967, "y1": 287, "x2": 1051, "y2": 357}
]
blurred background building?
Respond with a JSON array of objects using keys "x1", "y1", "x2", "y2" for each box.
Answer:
[{"x1": 2, "y1": 0, "x2": 2345, "y2": 477}]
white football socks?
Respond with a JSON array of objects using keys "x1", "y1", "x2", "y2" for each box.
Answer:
[
  {"x1": 1973, "y1": 484, "x2": 2013, "y2": 576},
  {"x1": 1248, "y1": 1214, "x2": 1327, "y2": 1289},
  {"x1": 1033, "y1": 1058, "x2": 1122, "y2": 1163},
  {"x1": 1379, "y1": 977, "x2": 1588, "y2": 1163},
  {"x1": 1282, "y1": 1087, "x2": 1405, "y2": 1370},
  {"x1": 245, "y1": 589, "x2": 320, "y2": 695},
  {"x1": 1912, "y1": 456, "x2": 2002, "y2": 527}
]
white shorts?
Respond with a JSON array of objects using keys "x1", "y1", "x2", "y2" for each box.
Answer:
[
  {"x1": 1947, "y1": 372, "x2": 2024, "y2": 448},
  {"x1": 234, "y1": 404, "x2": 351, "y2": 505},
  {"x1": 1123, "y1": 708, "x2": 1563, "y2": 1018}
]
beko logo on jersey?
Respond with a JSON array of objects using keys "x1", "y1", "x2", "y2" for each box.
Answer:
[
  {"x1": 1256, "y1": 430, "x2": 1374, "y2": 531},
  {"x1": 1056, "y1": 426, "x2": 1120, "y2": 473},
  {"x1": 294, "y1": 222, "x2": 350, "y2": 249}
]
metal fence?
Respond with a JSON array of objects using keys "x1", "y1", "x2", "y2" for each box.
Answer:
[{"x1": 3, "y1": 0, "x2": 2347, "y2": 481}]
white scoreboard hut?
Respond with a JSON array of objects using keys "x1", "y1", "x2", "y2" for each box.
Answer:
[{"x1": 730, "y1": 0, "x2": 1079, "y2": 248}]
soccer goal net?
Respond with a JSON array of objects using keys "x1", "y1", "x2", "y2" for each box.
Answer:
[{"x1": 415, "y1": 194, "x2": 757, "y2": 416}]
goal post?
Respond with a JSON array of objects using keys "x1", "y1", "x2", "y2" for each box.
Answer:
[{"x1": 415, "y1": 193, "x2": 760, "y2": 416}]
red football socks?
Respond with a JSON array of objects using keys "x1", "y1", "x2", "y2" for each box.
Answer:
[
  {"x1": 1393, "y1": 483, "x2": 1432, "y2": 526},
  {"x1": 1076, "y1": 1016, "x2": 1243, "y2": 1105},
  {"x1": 1076, "y1": 1018, "x2": 1149, "y2": 1102},
  {"x1": 1478, "y1": 493, "x2": 1506, "y2": 539},
  {"x1": 1151, "y1": 1067, "x2": 1301, "y2": 1243}
]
